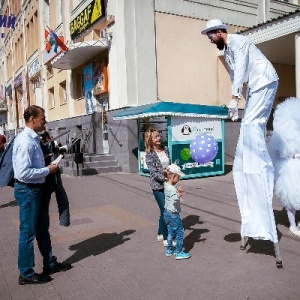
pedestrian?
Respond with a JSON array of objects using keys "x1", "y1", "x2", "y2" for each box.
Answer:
[
  {"x1": 268, "y1": 97, "x2": 300, "y2": 237},
  {"x1": 201, "y1": 19, "x2": 279, "y2": 244},
  {"x1": 145, "y1": 127, "x2": 170, "y2": 246},
  {"x1": 163, "y1": 164, "x2": 191, "y2": 259},
  {"x1": 13, "y1": 105, "x2": 71, "y2": 285},
  {"x1": 0, "y1": 129, "x2": 6, "y2": 157},
  {"x1": 40, "y1": 131, "x2": 70, "y2": 226}
]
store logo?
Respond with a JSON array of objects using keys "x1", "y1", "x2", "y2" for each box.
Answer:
[
  {"x1": 182, "y1": 161, "x2": 214, "y2": 169},
  {"x1": 181, "y1": 124, "x2": 191, "y2": 135}
]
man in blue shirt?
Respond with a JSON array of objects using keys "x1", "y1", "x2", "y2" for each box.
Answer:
[{"x1": 13, "y1": 105, "x2": 71, "y2": 285}]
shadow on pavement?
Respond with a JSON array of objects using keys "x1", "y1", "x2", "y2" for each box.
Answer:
[
  {"x1": 224, "y1": 232, "x2": 241, "y2": 243},
  {"x1": 63, "y1": 229, "x2": 136, "y2": 265},
  {"x1": 224, "y1": 163, "x2": 233, "y2": 175},
  {"x1": 224, "y1": 231, "x2": 283, "y2": 258},
  {"x1": 0, "y1": 200, "x2": 17, "y2": 209},
  {"x1": 182, "y1": 215, "x2": 209, "y2": 252},
  {"x1": 273, "y1": 208, "x2": 298, "y2": 228}
]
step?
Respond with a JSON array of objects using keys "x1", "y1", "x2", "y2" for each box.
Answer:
[
  {"x1": 82, "y1": 165, "x2": 122, "y2": 176},
  {"x1": 84, "y1": 154, "x2": 116, "y2": 162},
  {"x1": 61, "y1": 165, "x2": 122, "y2": 177},
  {"x1": 61, "y1": 159, "x2": 119, "y2": 168},
  {"x1": 62, "y1": 154, "x2": 116, "y2": 163},
  {"x1": 83, "y1": 160, "x2": 119, "y2": 168}
]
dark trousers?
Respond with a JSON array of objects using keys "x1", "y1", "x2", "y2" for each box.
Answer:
[{"x1": 44, "y1": 169, "x2": 70, "y2": 226}]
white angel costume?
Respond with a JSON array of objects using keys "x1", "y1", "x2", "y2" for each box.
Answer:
[
  {"x1": 224, "y1": 34, "x2": 279, "y2": 243},
  {"x1": 268, "y1": 98, "x2": 300, "y2": 233}
]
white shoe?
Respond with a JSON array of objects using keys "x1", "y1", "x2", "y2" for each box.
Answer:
[
  {"x1": 163, "y1": 240, "x2": 168, "y2": 247},
  {"x1": 157, "y1": 235, "x2": 163, "y2": 242},
  {"x1": 289, "y1": 226, "x2": 300, "y2": 237}
]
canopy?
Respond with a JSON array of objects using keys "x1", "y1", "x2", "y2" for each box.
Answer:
[
  {"x1": 50, "y1": 39, "x2": 109, "y2": 70},
  {"x1": 113, "y1": 101, "x2": 228, "y2": 120}
]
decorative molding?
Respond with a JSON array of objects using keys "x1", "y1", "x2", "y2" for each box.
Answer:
[{"x1": 243, "y1": 12, "x2": 300, "y2": 43}]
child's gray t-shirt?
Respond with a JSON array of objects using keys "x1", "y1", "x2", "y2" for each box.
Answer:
[{"x1": 164, "y1": 182, "x2": 181, "y2": 213}]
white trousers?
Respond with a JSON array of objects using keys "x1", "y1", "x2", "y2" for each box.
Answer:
[{"x1": 233, "y1": 81, "x2": 278, "y2": 243}]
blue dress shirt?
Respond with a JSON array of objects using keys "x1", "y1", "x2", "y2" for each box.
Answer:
[{"x1": 12, "y1": 126, "x2": 49, "y2": 183}]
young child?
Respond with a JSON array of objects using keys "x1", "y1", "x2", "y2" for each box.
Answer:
[
  {"x1": 163, "y1": 164, "x2": 191, "y2": 259},
  {"x1": 268, "y1": 97, "x2": 300, "y2": 237}
]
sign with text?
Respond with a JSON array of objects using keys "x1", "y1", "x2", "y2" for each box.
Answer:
[
  {"x1": 171, "y1": 117, "x2": 222, "y2": 142},
  {"x1": 28, "y1": 57, "x2": 40, "y2": 78},
  {"x1": 70, "y1": 0, "x2": 105, "y2": 40}
]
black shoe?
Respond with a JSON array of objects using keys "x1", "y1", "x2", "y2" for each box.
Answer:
[
  {"x1": 59, "y1": 222, "x2": 70, "y2": 227},
  {"x1": 19, "y1": 273, "x2": 52, "y2": 285},
  {"x1": 43, "y1": 262, "x2": 72, "y2": 275}
]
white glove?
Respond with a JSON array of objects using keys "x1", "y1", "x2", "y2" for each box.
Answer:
[{"x1": 228, "y1": 99, "x2": 239, "y2": 121}]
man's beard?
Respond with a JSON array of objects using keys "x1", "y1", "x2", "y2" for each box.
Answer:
[{"x1": 215, "y1": 37, "x2": 225, "y2": 50}]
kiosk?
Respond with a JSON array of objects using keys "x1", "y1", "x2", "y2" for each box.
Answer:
[{"x1": 113, "y1": 101, "x2": 228, "y2": 179}]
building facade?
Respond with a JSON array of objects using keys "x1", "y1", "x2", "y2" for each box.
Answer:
[{"x1": 0, "y1": 0, "x2": 299, "y2": 172}]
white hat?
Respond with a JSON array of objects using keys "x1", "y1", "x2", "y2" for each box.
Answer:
[
  {"x1": 167, "y1": 164, "x2": 184, "y2": 176},
  {"x1": 201, "y1": 19, "x2": 228, "y2": 35}
]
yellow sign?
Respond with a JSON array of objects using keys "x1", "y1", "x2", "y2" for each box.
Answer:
[
  {"x1": 91, "y1": 0, "x2": 102, "y2": 23},
  {"x1": 70, "y1": 0, "x2": 105, "y2": 40}
]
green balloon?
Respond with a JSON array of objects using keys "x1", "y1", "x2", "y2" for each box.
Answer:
[{"x1": 180, "y1": 148, "x2": 191, "y2": 161}]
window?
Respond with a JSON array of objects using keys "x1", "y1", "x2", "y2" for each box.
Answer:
[
  {"x1": 74, "y1": 73, "x2": 84, "y2": 99},
  {"x1": 48, "y1": 87, "x2": 55, "y2": 109},
  {"x1": 16, "y1": 87, "x2": 23, "y2": 120},
  {"x1": 47, "y1": 66, "x2": 53, "y2": 79},
  {"x1": 59, "y1": 81, "x2": 67, "y2": 105}
]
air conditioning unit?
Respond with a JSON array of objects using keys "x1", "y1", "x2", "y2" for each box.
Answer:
[{"x1": 100, "y1": 29, "x2": 106, "y2": 39}]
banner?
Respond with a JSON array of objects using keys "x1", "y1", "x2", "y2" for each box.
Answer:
[
  {"x1": 43, "y1": 27, "x2": 68, "y2": 64},
  {"x1": 85, "y1": 89, "x2": 96, "y2": 114},
  {"x1": 0, "y1": 14, "x2": 15, "y2": 38},
  {"x1": 84, "y1": 64, "x2": 96, "y2": 114},
  {"x1": 93, "y1": 60, "x2": 108, "y2": 95}
]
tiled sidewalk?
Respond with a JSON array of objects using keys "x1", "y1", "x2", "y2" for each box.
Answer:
[{"x1": 1, "y1": 171, "x2": 300, "y2": 299}]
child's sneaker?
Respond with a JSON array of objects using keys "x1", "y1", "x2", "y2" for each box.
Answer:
[
  {"x1": 163, "y1": 240, "x2": 168, "y2": 247},
  {"x1": 166, "y1": 249, "x2": 174, "y2": 257},
  {"x1": 175, "y1": 251, "x2": 191, "y2": 260},
  {"x1": 157, "y1": 235, "x2": 163, "y2": 242}
]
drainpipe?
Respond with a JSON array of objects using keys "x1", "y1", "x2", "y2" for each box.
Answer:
[
  {"x1": 262, "y1": 0, "x2": 270, "y2": 23},
  {"x1": 295, "y1": 33, "x2": 300, "y2": 98}
]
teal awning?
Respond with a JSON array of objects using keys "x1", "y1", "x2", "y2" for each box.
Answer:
[{"x1": 113, "y1": 101, "x2": 228, "y2": 120}]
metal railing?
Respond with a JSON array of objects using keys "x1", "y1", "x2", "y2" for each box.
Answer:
[
  {"x1": 81, "y1": 128, "x2": 93, "y2": 153},
  {"x1": 109, "y1": 127, "x2": 123, "y2": 147},
  {"x1": 66, "y1": 128, "x2": 89, "y2": 152}
]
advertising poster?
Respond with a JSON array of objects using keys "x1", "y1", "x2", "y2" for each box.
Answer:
[
  {"x1": 84, "y1": 64, "x2": 96, "y2": 114},
  {"x1": 84, "y1": 89, "x2": 96, "y2": 114},
  {"x1": 171, "y1": 117, "x2": 223, "y2": 176}
]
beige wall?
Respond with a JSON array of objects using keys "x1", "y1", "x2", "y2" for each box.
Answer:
[
  {"x1": 74, "y1": 98, "x2": 86, "y2": 116},
  {"x1": 24, "y1": 7, "x2": 39, "y2": 59},
  {"x1": 156, "y1": 13, "x2": 215, "y2": 105},
  {"x1": 155, "y1": 12, "x2": 232, "y2": 106},
  {"x1": 47, "y1": 69, "x2": 70, "y2": 120}
]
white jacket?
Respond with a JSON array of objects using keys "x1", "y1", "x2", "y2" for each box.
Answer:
[{"x1": 224, "y1": 34, "x2": 278, "y2": 97}]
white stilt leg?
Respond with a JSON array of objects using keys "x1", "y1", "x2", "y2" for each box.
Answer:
[
  {"x1": 274, "y1": 242, "x2": 283, "y2": 268},
  {"x1": 240, "y1": 236, "x2": 248, "y2": 250}
]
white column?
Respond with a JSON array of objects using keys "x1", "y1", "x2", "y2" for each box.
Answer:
[{"x1": 295, "y1": 33, "x2": 300, "y2": 98}]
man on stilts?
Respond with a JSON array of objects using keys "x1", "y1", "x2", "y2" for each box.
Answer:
[{"x1": 201, "y1": 19, "x2": 282, "y2": 267}]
